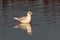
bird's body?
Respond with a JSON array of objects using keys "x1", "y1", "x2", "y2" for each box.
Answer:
[{"x1": 14, "y1": 11, "x2": 32, "y2": 23}]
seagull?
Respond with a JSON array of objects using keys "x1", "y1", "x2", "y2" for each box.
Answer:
[{"x1": 14, "y1": 11, "x2": 32, "y2": 23}]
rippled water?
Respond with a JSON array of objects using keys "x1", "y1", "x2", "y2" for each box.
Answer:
[{"x1": 0, "y1": 0, "x2": 60, "y2": 40}]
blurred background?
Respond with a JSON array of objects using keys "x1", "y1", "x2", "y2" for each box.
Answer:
[{"x1": 0, "y1": 0, "x2": 60, "y2": 40}]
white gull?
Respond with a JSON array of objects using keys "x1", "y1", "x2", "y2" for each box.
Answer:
[{"x1": 14, "y1": 11, "x2": 32, "y2": 23}]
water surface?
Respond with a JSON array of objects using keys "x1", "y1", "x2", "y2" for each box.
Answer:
[{"x1": 0, "y1": 0, "x2": 60, "y2": 40}]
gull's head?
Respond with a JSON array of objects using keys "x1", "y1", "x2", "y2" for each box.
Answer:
[{"x1": 27, "y1": 11, "x2": 32, "y2": 16}]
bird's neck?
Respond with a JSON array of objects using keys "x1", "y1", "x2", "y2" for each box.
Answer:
[
  {"x1": 26, "y1": 14, "x2": 31, "y2": 23},
  {"x1": 27, "y1": 14, "x2": 31, "y2": 17},
  {"x1": 27, "y1": 14, "x2": 31, "y2": 19}
]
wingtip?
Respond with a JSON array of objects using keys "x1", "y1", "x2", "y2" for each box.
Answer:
[{"x1": 14, "y1": 17, "x2": 18, "y2": 19}]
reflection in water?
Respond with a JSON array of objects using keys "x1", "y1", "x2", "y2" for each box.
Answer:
[
  {"x1": 43, "y1": 0, "x2": 56, "y2": 24},
  {"x1": 10, "y1": 0, "x2": 37, "y2": 3},
  {"x1": 2, "y1": 0, "x2": 9, "y2": 25},
  {"x1": 14, "y1": 23, "x2": 32, "y2": 35},
  {"x1": 2, "y1": 0, "x2": 8, "y2": 16},
  {"x1": 57, "y1": 0, "x2": 60, "y2": 3},
  {"x1": 11, "y1": 0, "x2": 15, "y2": 3},
  {"x1": 43, "y1": 0, "x2": 49, "y2": 5},
  {"x1": 25, "y1": 0, "x2": 38, "y2": 3},
  {"x1": 51, "y1": 0, "x2": 56, "y2": 16},
  {"x1": 0, "y1": 0, "x2": 60, "y2": 40},
  {"x1": 26, "y1": 0, "x2": 37, "y2": 1}
]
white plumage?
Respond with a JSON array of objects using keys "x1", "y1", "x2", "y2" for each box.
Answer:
[{"x1": 14, "y1": 11, "x2": 32, "y2": 23}]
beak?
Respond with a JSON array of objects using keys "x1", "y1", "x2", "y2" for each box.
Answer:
[
  {"x1": 31, "y1": 13, "x2": 32, "y2": 15},
  {"x1": 29, "y1": 11, "x2": 32, "y2": 15}
]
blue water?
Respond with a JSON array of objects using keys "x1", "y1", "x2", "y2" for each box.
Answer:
[{"x1": 0, "y1": 0, "x2": 60, "y2": 40}]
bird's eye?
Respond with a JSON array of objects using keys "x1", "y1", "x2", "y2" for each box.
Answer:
[{"x1": 28, "y1": 11, "x2": 32, "y2": 15}]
